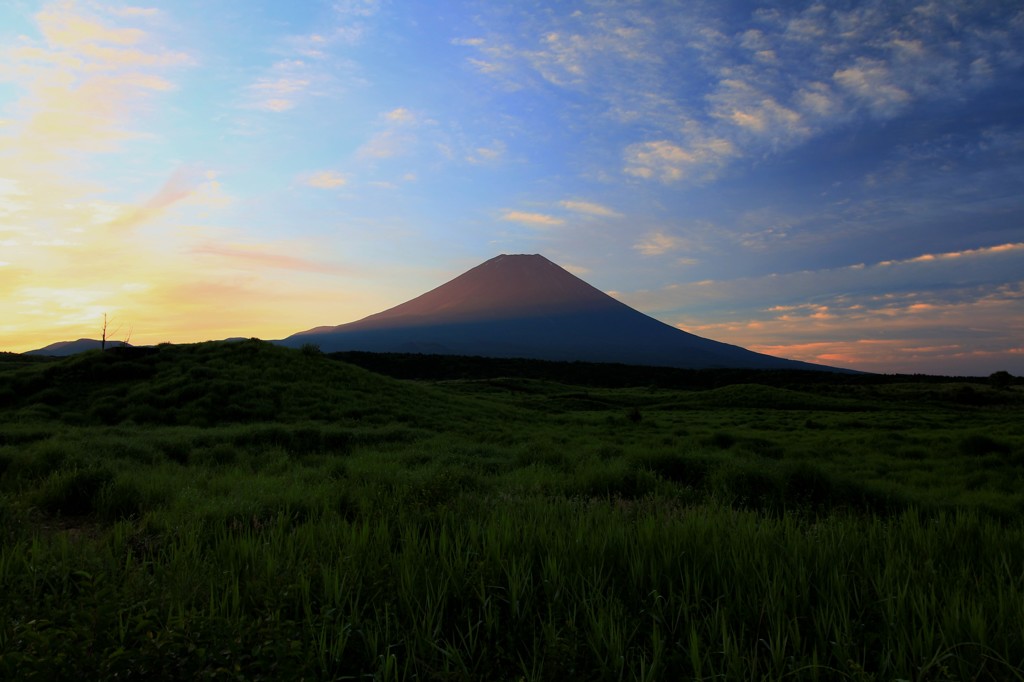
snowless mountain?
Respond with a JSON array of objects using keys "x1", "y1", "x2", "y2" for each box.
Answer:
[
  {"x1": 24, "y1": 338, "x2": 130, "y2": 356},
  {"x1": 281, "y1": 254, "x2": 847, "y2": 371}
]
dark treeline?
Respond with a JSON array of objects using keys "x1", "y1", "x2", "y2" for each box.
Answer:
[{"x1": 329, "y1": 350, "x2": 1020, "y2": 390}]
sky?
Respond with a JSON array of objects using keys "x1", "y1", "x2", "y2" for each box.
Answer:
[{"x1": 1, "y1": 0, "x2": 1023, "y2": 375}]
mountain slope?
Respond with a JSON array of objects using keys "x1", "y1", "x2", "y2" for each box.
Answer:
[
  {"x1": 282, "y1": 254, "x2": 847, "y2": 371},
  {"x1": 25, "y1": 338, "x2": 129, "y2": 356}
]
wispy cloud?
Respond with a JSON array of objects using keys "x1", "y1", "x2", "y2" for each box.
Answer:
[
  {"x1": 633, "y1": 231, "x2": 682, "y2": 256},
  {"x1": 302, "y1": 170, "x2": 348, "y2": 189},
  {"x1": 458, "y1": 2, "x2": 1024, "y2": 186},
  {"x1": 241, "y1": 2, "x2": 380, "y2": 114},
  {"x1": 617, "y1": 242, "x2": 1024, "y2": 373},
  {"x1": 190, "y1": 243, "x2": 346, "y2": 275},
  {"x1": 466, "y1": 140, "x2": 506, "y2": 164},
  {"x1": 560, "y1": 200, "x2": 620, "y2": 217},
  {"x1": 355, "y1": 106, "x2": 428, "y2": 160},
  {"x1": 245, "y1": 59, "x2": 316, "y2": 112},
  {"x1": 384, "y1": 107, "x2": 415, "y2": 123},
  {"x1": 103, "y1": 166, "x2": 204, "y2": 232},
  {"x1": 501, "y1": 210, "x2": 565, "y2": 227},
  {"x1": 624, "y1": 136, "x2": 735, "y2": 183},
  {"x1": 1, "y1": 2, "x2": 191, "y2": 156},
  {"x1": 357, "y1": 129, "x2": 414, "y2": 159}
]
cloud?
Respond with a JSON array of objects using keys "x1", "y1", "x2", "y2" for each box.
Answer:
[
  {"x1": 624, "y1": 137, "x2": 735, "y2": 183},
  {"x1": 633, "y1": 231, "x2": 682, "y2": 256},
  {"x1": 245, "y1": 60, "x2": 314, "y2": 112},
  {"x1": 0, "y1": 4, "x2": 191, "y2": 157},
  {"x1": 384, "y1": 107, "x2": 415, "y2": 123},
  {"x1": 466, "y1": 140, "x2": 506, "y2": 164},
  {"x1": 724, "y1": 285, "x2": 1024, "y2": 374},
  {"x1": 190, "y1": 243, "x2": 346, "y2": 275},
  {"x1": 0, "y1": 179, "x2": 29, "y2": 218},
  {"x1": 833, "y1": 59, "x2": 912, "y2": 117},
  {"x1": 303, "y1": 170, "x2": 348, "y2": 189},
  {"x1": 35, "y1": 6, "x2": 145, "y2": 47},
  {"x1": 108, "y1": 7, "x2": 161, "y2": 19},
  {"x1": 560, "y1": 200, "x2": 619, "y2": 217},
  {"x1": 458, "y1": 3, "x2": 1024, "y2": 186},
  {"x1": 501, "y1": 210, "x2": 565, "y2": 227},
  {"x1": 353, "y1": 106, "x2": 430, "y2": 160},
  {"x1": 241, "y1": 2, "x2": 382, "y2": 114},
  {"x1": 357, "y1": 129, "x2": 415, "y2": 159},
  {"x1": 102, "y1": 166, "x2": 203, "y2": 232},
  {"x1": 616, "y1": 242, "x2": 1024, "y2": 373},
  {"x1": 561, "y1": 263, "x2": 591, "y2": 276}
]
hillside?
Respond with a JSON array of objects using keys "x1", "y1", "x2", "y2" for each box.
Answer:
[{"x1": 0, "y1": 339, "x2": 473, "y2": 428}]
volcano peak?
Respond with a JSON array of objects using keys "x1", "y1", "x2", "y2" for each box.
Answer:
[{"x1": 284, "y1": 254, "x2": 844, "y2": 371}]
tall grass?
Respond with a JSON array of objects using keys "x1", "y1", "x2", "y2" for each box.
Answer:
[
  {"x1": 1, "y1": 342, "x2": 1022, "y2": 679},
  {"x1": 2, "y1": 500, "x2": 1022, "y2": 680}
]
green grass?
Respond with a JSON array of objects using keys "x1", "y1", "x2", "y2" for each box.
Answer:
[{"x1": 1, "y1": 341, "x2": 1023, "y2": 680}]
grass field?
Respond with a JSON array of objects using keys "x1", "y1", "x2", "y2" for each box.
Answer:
[{"x1": 1, "y1": 340, "x2": 1022, "y2": 680}]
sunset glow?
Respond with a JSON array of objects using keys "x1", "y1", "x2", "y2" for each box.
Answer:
[{"x1": 2, "y1": 1, "x2": 1023, "y2": 375}]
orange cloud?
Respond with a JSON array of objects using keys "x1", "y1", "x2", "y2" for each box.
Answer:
[
  {"x1": 501, "y1": 210, "x2": 565, "y2": 227},
  {"x1": 560, "y1": 200, "x2": 620, "y2": 217},
  {"x1": 103, "y1": 166, "x2": 203, "y2": 232},
  {"x1": 190, "y1": 243, "x2": 346, "y2": 275},
  {"x1": 634, "y1": 231, "x2": 681, "y2": 256},
  {"x1": 302, "y1": 171, "x2": 349, "y2": 189}
]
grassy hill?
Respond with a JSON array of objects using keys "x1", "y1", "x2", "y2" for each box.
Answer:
[{"x1": 1, "y1": 341, "x2": 1022, "y2": 680}]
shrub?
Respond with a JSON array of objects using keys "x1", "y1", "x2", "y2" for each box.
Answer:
[
  {"x1": 574, "y1": 462, "x2": 657, "y2": 499},
  {"x1": 191, "y1": 444, "x2": 238, "y2": 467},
  {"x1": 707, "y1": 431, "x2": 736, "y2": 449},
  {"x1": 737, "y1": 437, "x2": 784, "y2": 460},
  {"x1": 36, "y1": 466, "x2": 114, "y2": 516},
  {"x1": 710, "y1": 461, "x2": 783, "y2": 510},
  {"x1": 97, "y1": 479, "x2": 146, "y2": 521},
  {"x1": 631, "y1": 451, "x2": 715, "y2": 488},
  {"x1": 157, "y1": 437, "x2": 192, "y2": 465},
  {"x1": 781, "y1": 462, "x2": 840, "y2": 512},
  {"x1": 959, "y1": 434, "x2": 1012, "y2": 457}
]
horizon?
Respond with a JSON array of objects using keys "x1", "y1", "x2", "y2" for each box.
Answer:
[{"x1": 2, "y1": 2, "x2": 1023, "y2": 375}]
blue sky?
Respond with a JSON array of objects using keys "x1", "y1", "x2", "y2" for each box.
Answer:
[{"x1": 1, "y1": 0, "x2": 1023, "y2": 374}]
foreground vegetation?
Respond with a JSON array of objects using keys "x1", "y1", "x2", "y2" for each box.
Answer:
[{"x1": 1, "y1": 340, "x2": 1022, "y2": 680}]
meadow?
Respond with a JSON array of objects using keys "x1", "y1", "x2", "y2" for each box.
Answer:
[{"x1": 1, "y1": 340, "x2": 1022, "y2": 680}]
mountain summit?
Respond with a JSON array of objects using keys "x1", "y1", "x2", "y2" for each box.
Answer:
[{"x1": 282, "y1": 254, "x2": 843, "y2": 371}]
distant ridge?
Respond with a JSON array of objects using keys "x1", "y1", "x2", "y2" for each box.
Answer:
[
  {"x1": 282, "y1": 254, "x2": 851, "y2": 372},
  {"x1": 25, "y1": 338, "x2": 130, "y2": 357}
]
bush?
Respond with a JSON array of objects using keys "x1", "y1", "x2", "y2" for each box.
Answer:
[
  {"x1": 574, "y1": 462, "x2": 658, "y2": 499},
  {"x1": 191, "y1": 444, "x2": 238, "y2": 467},
  {"x1": 157, "y1": 436, "x2": 192, "y2": 465},
  {"x1": 710, "y1": 461, "x2": 783, "y2": 510},
  {"x1": 97, "y1": 479, "x2": 146, "y2": 520},
  {"x1": 959, "y1": 434, "x2": 1012, "y2": 457},
  {"x1": 707, "y1": 431, "x2": 736, "y2": 449},
  {"x1": 36, "y1": 467, "x2": 114, "y2": 516},
  {"x1": 781, "y1": 462, "x2": 840, "y2": 512},
  {"x1": 631, "y1": 451, "x2": 715, "y2": 488}
]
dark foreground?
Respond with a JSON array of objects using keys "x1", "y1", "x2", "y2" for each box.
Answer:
[{"x1": 1, "y1": 341, "x2": 1022, "y2": 680}]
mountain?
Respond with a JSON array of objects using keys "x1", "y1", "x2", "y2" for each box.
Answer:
[
  {"x1": 25, "y1": 338, "x2": 130, "y2": 356},
  {"x1": 281, "y1": 254, "x2": 848, "y2": 371}
]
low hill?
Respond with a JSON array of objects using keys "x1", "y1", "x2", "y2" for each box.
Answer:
[
  {"x1": 0, "y1": 340, "x2": 470, "y2": 428},
  {"x1": 24, "y1": 338, "x2": 130, "y2": 356}
]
